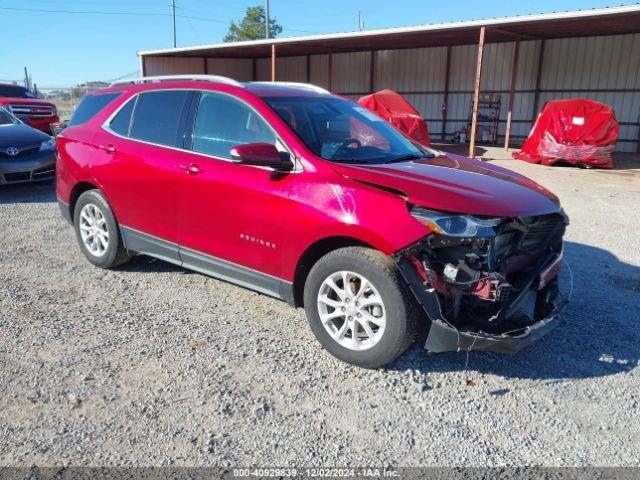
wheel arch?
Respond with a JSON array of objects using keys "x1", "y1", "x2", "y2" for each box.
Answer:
[
  {"x1": 292, "y1": 235, "x2": 375, "y2": 308},
  {"x1": 68, "y1": 181, "x2": 100, "y2": 222}
]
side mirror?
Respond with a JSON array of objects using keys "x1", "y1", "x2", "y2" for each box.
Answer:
[{"x1": 229, "y1": 143, "x2": 292, "y2": 170}]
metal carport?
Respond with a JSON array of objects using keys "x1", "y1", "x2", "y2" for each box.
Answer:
[{"x1": 138, "y1": 4, "x2": 640, "y2": 156}]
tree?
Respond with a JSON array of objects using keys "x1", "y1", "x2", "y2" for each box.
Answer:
[{"x1": 223, "y1": 5, "x2": 282, "y2": 42}]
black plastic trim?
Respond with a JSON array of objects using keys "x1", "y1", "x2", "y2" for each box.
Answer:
[
  {"x1": 120, "y1": 225, "x2": 294, "y2": 304},
  {"x1": 57, "y1": 197, "x2": 72, "y2": 224},
  {"x1": 180, "y1": 246, "x2": 285, "y2": 300},
  {"x1": 121, "y1": 226, "x2": 180, "y2": 264}
]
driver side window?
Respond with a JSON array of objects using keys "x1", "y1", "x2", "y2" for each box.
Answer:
[{"x1": 192, "y1": 92, "x2": 276, "y2": 160}]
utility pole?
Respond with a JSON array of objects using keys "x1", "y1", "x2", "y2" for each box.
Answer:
[
  {"x1": 265, "y1": 0, "x2": 270, "y2": 39},
  {"x1": 24, "y1": 67, "x2": 31, "y2": 90},
  {"x1": 358, "y1": 10, "x2": 364, "y2": 31},
  {"x1": 172, "y1": 0, "x2": 177, "y2": 47}
]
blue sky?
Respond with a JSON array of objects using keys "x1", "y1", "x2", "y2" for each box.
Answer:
[{"x1": 0, "y1": 0, "x2": 631, "y2": 88}]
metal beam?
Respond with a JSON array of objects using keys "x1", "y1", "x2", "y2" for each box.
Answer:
[
  {"x1": 486, "y1": 26, "x2": 537, "y2": 41},
  {"x1": 328, "y1": 53, "x2": 333, "y2": 92},
  {"x1": 271, "y1": 44, "x2": 276, "y2": 81},
  {"x1": 469, "y1": 27, "x2": 486, "y2": 158},
  {"x1": 504, "y1": 39, "x2": 520, "y2": 150},
  {"x1": 531, "y1": 39, "x2": 546, "y2": 123},
  {"x1": 369, "y1": 50, "x2": 377, "y2": 93},
  {"x1": 441, "y1": 45, "x2": 451, "y2": 141}
]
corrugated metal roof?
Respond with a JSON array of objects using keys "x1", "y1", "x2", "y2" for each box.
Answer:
[{"x1": 139, "y1": 3, "x2": 640, "y2": 57}]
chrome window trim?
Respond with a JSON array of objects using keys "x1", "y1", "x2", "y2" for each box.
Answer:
[{"x1": 101, "y1": 88, "x2": 303, "y2": 173}]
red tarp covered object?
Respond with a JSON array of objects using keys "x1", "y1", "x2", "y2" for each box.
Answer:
[
  {"x1": 357, "y1": 89, "x2": 430, "y2": 146},
  {"x1": 513, "y1": 98, "x2": 618, "y2": 168}
]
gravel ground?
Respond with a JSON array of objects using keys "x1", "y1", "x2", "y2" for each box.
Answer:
[{"x1": 1, "y1": 152, "x2": 639, "y2": 468}]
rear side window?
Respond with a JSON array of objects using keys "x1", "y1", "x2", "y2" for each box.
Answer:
[
  {"x1": 109, "y1": 97, "x2": 136, "y2": 137},
  {"x1": 68, "y1": 92, "x2": 121, "y2": 126},
  {"x1": 129, "y1": 90, "x2": 189, "y2": 147}
]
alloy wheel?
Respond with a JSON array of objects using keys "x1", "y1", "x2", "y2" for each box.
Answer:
[
  {"x1": 317, "y1": 270, "x2": 386, "y2": 351},
  {"x1": 78, "y1": 203, "x2": 109, "y2": 257}
]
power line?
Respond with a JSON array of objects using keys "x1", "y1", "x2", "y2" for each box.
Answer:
[
  {"x1": 0, "y1": 5, "x2": 168, "y2": 17},
  {"x1": 0, "y1": 5, "x2": 228, "y2": 24},
  {"x1": 0, "y1": 4, "x2": 323, "y2": 37},
  {"x1": 104, "y1": 71, "x2": 140, "y2": 82}
]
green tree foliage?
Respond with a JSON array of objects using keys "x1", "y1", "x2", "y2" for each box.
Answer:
[{"x1": 223, "y1": 5, "x2": 283, "y2": 42}]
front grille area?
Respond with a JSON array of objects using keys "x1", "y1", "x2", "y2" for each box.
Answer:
[
  {"x1": 494, "y1": 214, "x2": 565, "y2": 262},
  {"x1": 32, "y1": 165, "x2": 56, "y2": 177},
  {"x1": 4, "y1": 171, "x2": 31, "y2": 182},
  {"x1": 9, "y1": 104, "x2": 55, "y2": 117},
  {"x1": 518, "y1": 215, "x2": 565, "y2": 253}
]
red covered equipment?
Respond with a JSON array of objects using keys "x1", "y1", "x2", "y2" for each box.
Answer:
[
  {"x1": 358, "y1": 89, "x2": 430, "y2": 146},
  {"x1": 513, "y1": 99, "x2": 618, "y2": 168}
]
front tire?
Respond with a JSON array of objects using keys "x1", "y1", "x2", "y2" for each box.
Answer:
[
  {"x1": 303, "y1": 247, "x2": 419, "y2": 368},
  {"x1": 73, "y1": 190, "x2": 131, "y2": 269}
]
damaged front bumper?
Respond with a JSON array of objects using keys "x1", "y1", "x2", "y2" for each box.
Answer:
[
  {"x1": 396, "y1": 212, "x2": 567, "y2": 355},
  {"x1": 423, "y1": 310, "x2": 560, "y2": 354}
]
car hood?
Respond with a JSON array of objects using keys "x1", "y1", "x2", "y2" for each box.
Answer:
[
  {"x1": 0, "y1": 123, "x2": 50, "y2": 147},
  {"x1": 332, "y1": 152, "x2": 561, "y2": 217}
]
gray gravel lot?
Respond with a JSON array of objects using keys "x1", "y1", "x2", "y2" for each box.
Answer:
[{"x1": 1, "y1": 151, "x2": 639, "y2": 467}]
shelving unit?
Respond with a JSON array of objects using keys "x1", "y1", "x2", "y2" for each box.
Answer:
[{"x1": 467, "y1": 94, "x2": 501, "y2": 145}]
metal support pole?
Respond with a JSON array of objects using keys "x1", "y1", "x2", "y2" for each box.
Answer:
[
  {"x1": 172, "y1": 0, "x2": 177, "y2": 48},
  {"x1": 271, "y1": 44, "x2": 276, "y2": 82},
  {"x1": 441, "y1": 46, "x2": 451, "y2": 141},
  {"x1": 504, "y1": 39, "x2": 520, "y2": 150},
  {"x1": 328, "y1": 53, "x2": 333, "y2": 92},
  {"x1": 306, "y1": 55, "x2": 311, "y2": 83},
  {"x1": 265, "y1": 0, "x2": 270, "y2": 39},
  {"x1": 469, "y1": 27, "x2": 486, "y2": 159}
]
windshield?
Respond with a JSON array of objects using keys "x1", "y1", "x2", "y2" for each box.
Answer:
[
  {"x1": 0, "y1": 85, "x2": 36, "y2": 99},
  {"x1": 264, "y1": 96, "x2": 425, "y2": 164},
  {"x1": 0, "y1": 108, "x2": 19, "y2": 126}
]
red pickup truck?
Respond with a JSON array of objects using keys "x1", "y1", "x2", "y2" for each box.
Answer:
[{"x1": 0, "y1": 83, "x2": 59, "y2": 134}]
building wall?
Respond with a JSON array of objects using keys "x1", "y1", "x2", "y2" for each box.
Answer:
[
  {"x1": 143, "y1": 57, "x2": 205, "y2": 76},
  {"x1": 207, "y1": 58, "x2": 252, "y2": 81},
  {"x1": 143, "y1": 32, "x2": 640, "y2": 151}
]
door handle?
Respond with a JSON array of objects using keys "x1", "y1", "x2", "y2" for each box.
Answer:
[
  {"x1": 98, "y1": 144, "x2": 116, "y2": 153},
  {"x1": 179, "y1": 163, "x2": 203, "y2": 175}
]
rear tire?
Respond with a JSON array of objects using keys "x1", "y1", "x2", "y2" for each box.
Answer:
[
  {"x1": 73, "y1": 190, "x2": 132, "y2": 269},
  {"x1": 303, "y1": 247, "x2": 419, "y2": 368}
]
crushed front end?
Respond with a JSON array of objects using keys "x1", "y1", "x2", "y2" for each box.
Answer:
[{"x1": 396, "y1": 208, "x2": 569, "y2": 354}]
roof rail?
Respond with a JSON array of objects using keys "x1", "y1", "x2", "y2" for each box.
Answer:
[
  {"x1": 249, "y1": 81, "x2": 330, "y2": 94},
  {"x1": 110, "y1": 74, "x2": 244, "y2": 88}
]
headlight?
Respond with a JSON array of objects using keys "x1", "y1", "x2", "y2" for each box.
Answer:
[
  {"x1": 39, "y1": 137, "x2": 56, "y2": 152},
  {"x1": 410, "y1": 206, "x2": 501, "y2": 238}
]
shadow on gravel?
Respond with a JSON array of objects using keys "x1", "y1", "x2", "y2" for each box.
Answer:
[
  {"x1": 0, "y1": 182, "x2": 56, "y2": 204},
  {"x1": 389, "y1": 241, "x2": 640, "y2": 381},
  {"x1": 118, "y1": 255, "x2": 188, "y2": 274}
]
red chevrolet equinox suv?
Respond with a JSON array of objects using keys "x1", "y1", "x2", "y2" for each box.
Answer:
[{"x1": 57, "y1": 75, "x2": 568, "y2": 368}]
